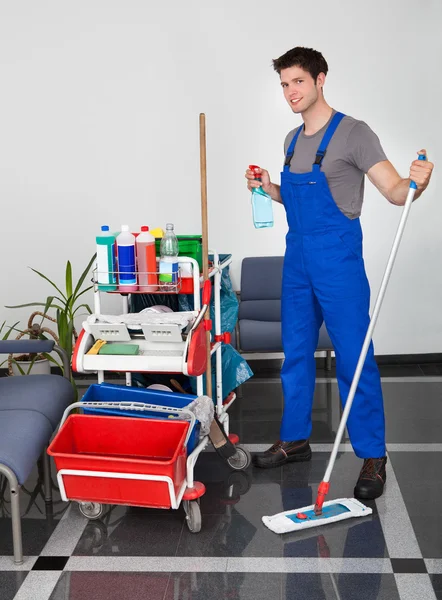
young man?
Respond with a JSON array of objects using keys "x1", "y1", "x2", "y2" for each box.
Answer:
[{"x1": 245, "y1": 46, "x2": 434, "y2": 499}]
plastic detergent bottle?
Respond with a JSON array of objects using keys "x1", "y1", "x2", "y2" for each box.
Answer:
[
  {"x1": 159, "y1": 223, "x2": 179, "y2": 290},
  {"x1": 249, "y1": 164, "x2": 274, "y2": 228},
  {"x1": 136, "y1": 226, "x2": 158, "y2": 292},
  {"x1": 116, "y1": 225, "x2": 138, "y2": 292},
  {"x1": 96, "y1": 226, "x2": 117, "y2": 291}
]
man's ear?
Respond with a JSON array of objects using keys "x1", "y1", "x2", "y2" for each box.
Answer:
[{"x1": 316, "y1": 72, "x2": 326, "y2": 90}]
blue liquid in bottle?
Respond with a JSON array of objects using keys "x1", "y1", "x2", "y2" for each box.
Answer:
[{"x1": 249, "y1": 164, "x2": 274, "y2": 228}]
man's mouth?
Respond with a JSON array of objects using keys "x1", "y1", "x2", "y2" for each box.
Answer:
[{"x1": 290, "y1": 98, "x2": 302, "y2": 105}]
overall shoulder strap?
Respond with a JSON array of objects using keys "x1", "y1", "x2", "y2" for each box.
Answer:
[
  {"x1": 313, "y1": 112, "x2": 346, "y2": 168},
  {"x1": 283, "y1": 126, "x2": 303, "y2": 170}
]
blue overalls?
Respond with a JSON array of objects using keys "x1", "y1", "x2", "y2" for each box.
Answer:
[{"x1": 280, "y1": 112, "x2": 386, "y2": 459}]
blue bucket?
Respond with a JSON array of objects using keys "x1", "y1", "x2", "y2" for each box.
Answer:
[{"x1": 81, "y1": 383, "x2": 200, "y2": 452}]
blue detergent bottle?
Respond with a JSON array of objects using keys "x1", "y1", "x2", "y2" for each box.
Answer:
[
  {"x1": 249, "y1": 164, "x2": 274, "y2": 228},
  {"x1": 116, "y1": 225, "x2": 138, "y2": 292}
]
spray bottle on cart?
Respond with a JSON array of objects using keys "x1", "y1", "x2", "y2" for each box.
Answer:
[
  {"x1": 96, "y1": 226, "x2": 117, "y2": 291},
  {"x1": 116, "y1": 225, "x2": 138, "y2": 292},
  {"x1": 136, "y1": 226, "x2": 158, "y2": 292},
  {"x1": 249, "y1": 164, "x2": 274, "y2": 228},
  {"x1": 159, "y1": 223, "x2": 179, "y2": 291}
]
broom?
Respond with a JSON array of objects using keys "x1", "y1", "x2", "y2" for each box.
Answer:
[{"x1": 199, "y1": 113, "x2": 236, "y2": 459}]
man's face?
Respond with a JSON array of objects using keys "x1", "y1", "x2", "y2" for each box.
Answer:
[{"x1": 280, "y1": 66, "x2": 321, "y2": 114}]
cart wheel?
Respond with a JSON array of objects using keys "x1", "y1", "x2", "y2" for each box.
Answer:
[
  {"x1": 227, "y1": 446, "x2": 251, "y2": 471},
  {"x1": 184, "y1": 500, "x2": 202, "y2": 533},
  {"x1": 78, "y1": 502, "x2": 105, "y2": 520},
  {"x1": 227, "y1": 470, "x2": 252, "y2": 496}
]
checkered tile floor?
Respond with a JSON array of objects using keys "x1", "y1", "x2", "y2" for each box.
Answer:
[{"x1": 1, "y1": 370, "x2": 442, "y2": 600}]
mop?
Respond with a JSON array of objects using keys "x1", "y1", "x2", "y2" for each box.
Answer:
[{"x1": 263, "y1": 154, "x2": 426, "y2": 534}]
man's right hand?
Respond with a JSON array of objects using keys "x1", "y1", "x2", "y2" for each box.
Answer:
[
  {"x1": 245, "y1": 166, "x2": 283, "y2": 204},
  {"x1": 245, "y1": 166, "x2": 273, "y2": 195}
]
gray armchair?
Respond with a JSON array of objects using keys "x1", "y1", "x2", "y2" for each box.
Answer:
[
  {"x1": 235, "y1": 257, "x2": 333, "y2": 368},
  {"x1": 0, "y1": 340, "x2": 74, "y2": 564}
]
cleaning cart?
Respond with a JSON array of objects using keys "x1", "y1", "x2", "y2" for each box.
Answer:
[
  {"x1": 48, "y1": 400, "x2": 208, "y2": 532},
  {"x1": 72, "y1": 250, "x2": 249, "y2": 467}
]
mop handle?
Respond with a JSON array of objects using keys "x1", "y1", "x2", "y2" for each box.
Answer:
[{"x1": 322, "y1": 153, "x2": 426, "y2": 484}]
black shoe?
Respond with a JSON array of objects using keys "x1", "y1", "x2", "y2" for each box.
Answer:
[
  {"x1": 354, "y1": 457, "x2": 387, "y2": 500},
  {"x1": 253, "y1": 440, "x2": 312, "y2": 469}
]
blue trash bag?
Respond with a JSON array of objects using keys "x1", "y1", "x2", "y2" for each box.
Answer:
[
  {"x1": 179, "y1": 254, "x2": 253, "y2": 398},
  {"x1": 189, "y1": 343, "x2": 253, "y2": 399}
]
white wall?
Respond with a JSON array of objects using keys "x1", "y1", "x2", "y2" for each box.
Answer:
[{"x1": 0, "y1": 0, "x2": 440, "y2": 355}]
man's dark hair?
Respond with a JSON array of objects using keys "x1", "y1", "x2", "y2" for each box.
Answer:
[{"x1": 272, "y1": 47, "x2": 328, "y2": 82}]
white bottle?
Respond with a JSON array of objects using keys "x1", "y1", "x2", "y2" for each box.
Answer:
[
  {"x1": 116, "y1": 225, "x2": 138, "y2": 292},
  {"x1": 159, "y1": 223, "x2": 179, "y2": 291}
]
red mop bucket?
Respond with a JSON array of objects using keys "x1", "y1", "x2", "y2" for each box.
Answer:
[{"x1": 48, "y1": 415, "x2": 189, "y2": 509}]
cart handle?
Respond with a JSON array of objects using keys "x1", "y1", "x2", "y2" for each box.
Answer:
[{"x1": 59, "y1": 401, "x2": 197, "y2": 447}]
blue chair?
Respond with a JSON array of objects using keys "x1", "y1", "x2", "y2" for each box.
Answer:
[
  {"x1": 236, "y1": 257, "x2": 333, "y2": 368},
  {"x1": 0, "y1": 340, "x2": 74, "y2": 564}
]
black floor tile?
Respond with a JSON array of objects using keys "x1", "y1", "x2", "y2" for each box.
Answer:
[
  {"x1": 0, "y1": 572, "x2": 28, "y2": 600},
  {"x1": 378, "y1": 364, "x2": 424, "y2": 377},
  {"x1": 431, "y1": 574, "x2": 442, "y2": 600},
  {"x1": 32, "y1": 555, "x2": 69, "y2": 570},
  {"x1": 419, "y1": 363, "x2": 442, "y2": 376},
  {"x1": 381, "y1": 381, "x2": 442, "y2": 443},
  {"x1": 177, "y1": 454, "x2": 386, "y2": 559},
  {"x1": 389, "y1": 452, "x2": 442, "y2": 557},
  {"x1": 164, "y1": 572, "x2": 282, "y2": 600},
  {"x1": 282, "y1": 573, "x2": 400, "y2": 600},
  {"x1": 73, "y1": 506, "x2": 184, "y2": 556},
  {"x1": 229, "y1": 419, "x2": 281, "y2": 443},
  {"x1": 49, "y1": 571, "x2": 171, "y2": 600},
  {"x1": 0, "y1": 460, "x2": 67, "y2": 557},
  {"x1": 390, "y1": 558, "x2": 427, "y2": 573},
  {"x1": 176, "y1": 512, "x2": 272, "y2": 557}
]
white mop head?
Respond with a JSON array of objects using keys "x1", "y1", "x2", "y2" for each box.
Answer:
[{"x1": 262, "y1": 498, "x2": 372, "y2": 534}]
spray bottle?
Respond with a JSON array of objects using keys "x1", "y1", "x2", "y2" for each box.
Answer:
[{"x1": 249, "y1": 164, "x2": 274, "y2": 228}]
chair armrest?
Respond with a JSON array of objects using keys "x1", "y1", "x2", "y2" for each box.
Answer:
[
  {"x1": 0, "y1": 340, "x2": 55, "y2": 354},
  {"x1": 0, "y1": 340, "x2": 71, "y2": 380},
  {"x1": 53, "y1": 345, "x2": 71, "y2": 380}
]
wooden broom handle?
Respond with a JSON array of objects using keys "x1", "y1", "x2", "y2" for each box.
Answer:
[{"x1": 199, "y1": 113, "x2": 212, "y2": 398}]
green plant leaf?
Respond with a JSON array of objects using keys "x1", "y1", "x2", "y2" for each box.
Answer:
[
  {"x1": 72, "y1": 254, "x2": 96, "y2": 302},
  {"x1": 5, "y1": 301, "x2": 66, "y2": 312},
  {"x1": 6, "y1": 302, "x2": 49, "y2": 309},
  {"x1": 1, "y1": 321, "x2": 20, "y2": 340},
  {"x1": 66, "y1": 261, "x2": 73, "y2": 299},
  {"x1": 67, "y1": 285, "x2": 94, "y2": 313},
  {"x1": 30, "y1": 268, "x2": 67, "y2": 301},
  {"x1": 73, "y1": 302, "x2": 94, "y2": 316},
  {"x1": 10, "y1": 358, "x2": 27, "y2": 375},
  {"x1": 41, "y1": 352, "x2": 62, "y2": 370},
  {"x1": 43, "y1": 296, "x2": 54, "y2": 314},
  {"x1": 57, "y1": 309, "x2": 67, "y2": 350},
  {"x1": 65, "y1": 319, "x2": 74, "y2": 359},
  {"x1": 39, "y1": 296, "x2": 55, "y2": 326}
]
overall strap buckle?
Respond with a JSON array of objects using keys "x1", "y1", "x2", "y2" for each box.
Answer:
[
  {"x1": 284, "y1": 153, "x2": 294, "y2": 167},
  {"x1": 314, "y1": 151, "x2": 326, "y2": 166}
]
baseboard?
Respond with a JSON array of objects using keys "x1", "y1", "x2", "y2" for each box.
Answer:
[{"x1": 0, "y1": 353, "x2": 440, "y2": 379}]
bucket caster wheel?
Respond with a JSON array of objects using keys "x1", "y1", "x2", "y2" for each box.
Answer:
[
  {"x1": 78, "y1": 502, "x2": 106, "y2": 520},
  {"x1": 183, "y1": 500, "x2": 202, "y2": 533},
  {"x1": 227, "y1": 445, "x2": 251, "y2": 470}
]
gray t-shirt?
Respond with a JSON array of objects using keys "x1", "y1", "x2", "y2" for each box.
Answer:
[{"x1": 283, "y1": 110, "x2": 388, "y2": 219}]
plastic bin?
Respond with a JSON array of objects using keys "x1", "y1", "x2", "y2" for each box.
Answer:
[
  {"x1": 155, "y1": 235, "x2": 203, "y2": 271},
  {"x1": 81, "y1": 383, "x2": 201, "y2": 452},
  {"x1": 47, "y1": 415, "x2": 189, "y2": 509}
]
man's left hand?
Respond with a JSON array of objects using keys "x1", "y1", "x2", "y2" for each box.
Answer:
[{"x1": 410, "y1": 149, "x2": 434, "y2": 191}]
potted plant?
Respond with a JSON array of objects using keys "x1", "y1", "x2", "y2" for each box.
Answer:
[
  {"x1": 6, "y1": 310, "x2": 59, "y2": 376},
  {"x1": 6, "y1": 255, "x2": 96, "y2": 388}
]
